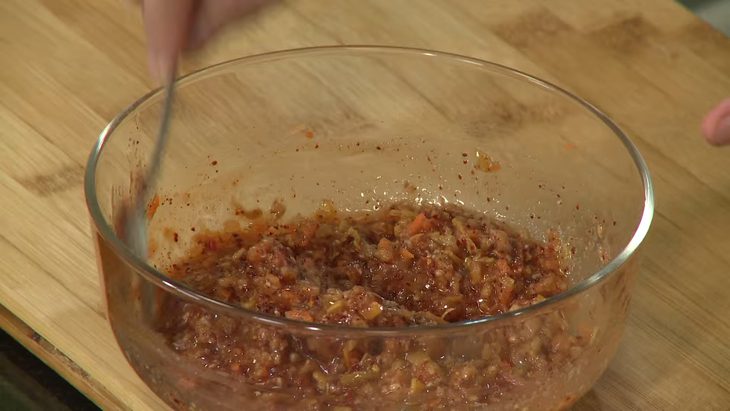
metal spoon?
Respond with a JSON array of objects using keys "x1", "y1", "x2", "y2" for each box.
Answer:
[{"x1": 124, "y1": 73, "x2": 176, "y2": 260}]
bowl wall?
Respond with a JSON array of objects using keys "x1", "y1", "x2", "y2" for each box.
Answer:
[{"x1": 87, "y1": 47, "x2": 651, "y2": 410}]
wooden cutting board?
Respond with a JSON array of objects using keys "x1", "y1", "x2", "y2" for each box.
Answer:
[{"x1": 1, "y1": 0, "x2": 729, "y2": 409}]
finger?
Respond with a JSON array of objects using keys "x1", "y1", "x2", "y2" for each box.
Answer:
[
  {"x1": 142, "y1": 0, "x2": 196, "y2": 82},
  {"x1": 187, "y1": 0, "x2": 270, "y2": 50},
  {"x1": 701, "y1": 98, "x2": 730, "y2": 146}
]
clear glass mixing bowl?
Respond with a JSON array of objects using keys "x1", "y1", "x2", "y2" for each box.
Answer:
[{"x1": 85, "y1": 46, "x2": 653, "y2": 411}]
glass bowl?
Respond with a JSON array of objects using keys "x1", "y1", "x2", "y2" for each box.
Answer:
[{"x1": 85, "y1": 46, "x2": 653, "y2": 411}]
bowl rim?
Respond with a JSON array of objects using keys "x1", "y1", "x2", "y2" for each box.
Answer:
[{"x1": 84, "y1": 45, "x2": 654, "y2": 336}]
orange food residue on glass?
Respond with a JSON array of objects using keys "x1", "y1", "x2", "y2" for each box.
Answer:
[
  {"x1": 162, "y1": 227, "x2": 178, "y2": 243},
  {"x1": 235, "y1": 207, "x2": 264, "y2": 219},
  {"x1": 147, "y1": 237, "x2": 158, "y2": 257},
  {"x1": 475, "y1": 151, "x2": 501, "y2": 173},
  {"x1": 146, "y1": 194, "x2": 161, "y2": 220},
  {"x1": 288, "y1": 124, "x2": 315, "y2": 139}
]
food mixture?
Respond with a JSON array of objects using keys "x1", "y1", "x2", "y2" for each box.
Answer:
[{"x1": 158, "y1": 202, "x2": 587, "y2": 409}]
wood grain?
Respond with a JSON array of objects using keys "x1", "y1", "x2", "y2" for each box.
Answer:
[{"x1": 1, "y1": 0, "x2": 729, "y2": 410}]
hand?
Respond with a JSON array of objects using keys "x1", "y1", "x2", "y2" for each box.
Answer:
[
  {"x1": 702, "y1": 99, "x2": 730, "y2": 146},
  {"x1": 141, "y1": 0, "x2": 268, "y2": 82}
]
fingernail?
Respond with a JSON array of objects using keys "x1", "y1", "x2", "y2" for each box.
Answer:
[{"x1": 711, "y1": 116, "x2": 730, "y2": 146}]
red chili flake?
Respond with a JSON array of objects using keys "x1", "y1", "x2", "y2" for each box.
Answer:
[
  {"x1": 211, "y1": 160, "x2": 218, "y2": 166},
  {"x1": 304, "y1": 129, "x2": 315, "y2": 139},
  {"x1": 575, "y1": 204, "x2": 580, "y2": 210},
  {"x1": 173, "y1": 232, "x2": 179, "y2": 242}
]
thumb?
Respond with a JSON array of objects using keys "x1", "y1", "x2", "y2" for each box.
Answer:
[
  {"x1": 702, "y1": 98, "x2": 730, "y2": 146},
  {"x1": 142, "y1": 0, "x2": 196, "y2": 82}
]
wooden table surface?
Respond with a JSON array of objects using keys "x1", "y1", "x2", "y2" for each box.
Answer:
[{"x1": 1, "y1": 0, "x2": 729, "y2": 409}]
